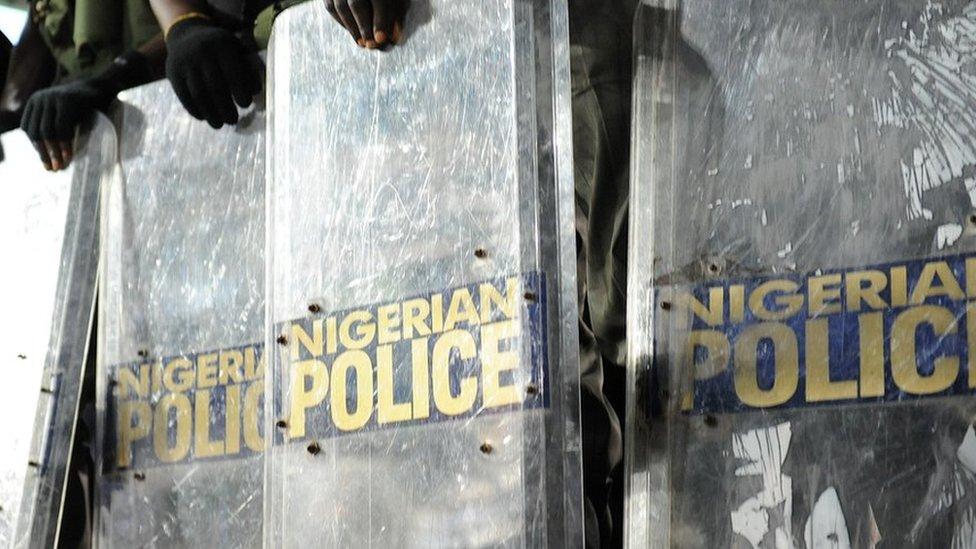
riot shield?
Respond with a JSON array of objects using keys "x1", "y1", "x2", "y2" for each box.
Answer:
[
  {"x1": 627, "y1": 0, "x2": 976, "y2": 547},
  {"x1": 265, "y1": 1, "x2": 582, "y2": 546},
  {"x1": 0, "y1": 117, "x2": 110, "y2": 548},
  {"x1": 95, "y1": 81, "x2": 266, "y2": 547}
]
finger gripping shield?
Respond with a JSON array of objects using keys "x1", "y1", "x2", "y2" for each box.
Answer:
[
  {"x1": 265, "y1": 1, "x2": 582, "y2": 546},
  {"x1": 0, "y1": 119, "x2": 109, "y2": 549},
  {"x1": 95, "y1": 81, "x2": 266, "y2": 548},
  {"x1": 627, "y1": 1, "x2": 976, "y2": 547}
]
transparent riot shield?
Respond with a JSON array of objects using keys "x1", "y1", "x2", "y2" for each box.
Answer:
[
  {"x1": 0, "y1": 117, "x2": 110, "y2": 548},
  {"x1": 95, "y1": 81, "x2": 265, "y2": 548},
  {"x1": 265, "y1": 1, "x2": 582, "y2": 546},
  {"x1": 627, "y1": 0, "x2": 976, "y2": 547}
]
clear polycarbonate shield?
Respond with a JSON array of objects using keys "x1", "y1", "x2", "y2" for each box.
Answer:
[
  {"x1": 627, "y1": 0, "x2": 976, "y2": 547},
  {"x1": 95, "y1": 81, "x2": 266, "y2": 548},
  {"x1": 265, "y1": 1, "x2": 581, "y2": 546},
  {"x1": 0, "y1": 117, "x2": 109, "y2": 549}
]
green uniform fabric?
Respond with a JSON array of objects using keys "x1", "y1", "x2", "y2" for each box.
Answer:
[
  {"x1": 33, "y1": 0, "x2": 159, "y2": 80},
  {"x1": 570, "y1": 1, "x2": 636, "y2": 547},
  {"x1": 251, "y1": 0, "x2": 307, "y2": 50}
]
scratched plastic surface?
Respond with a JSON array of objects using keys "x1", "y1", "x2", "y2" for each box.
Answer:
[
  {"x1": 265, "y1": 1, "x2": 581, "y2": 546},
  {"x1": 95, "y1": 81, "x2": 265, "y2": 548},
  {"x1": 626, "y1": 1, "x2": 976, "y2": 547},
  {"x1": 0, "y1": 120, "x2": 107, "y2": 549}
]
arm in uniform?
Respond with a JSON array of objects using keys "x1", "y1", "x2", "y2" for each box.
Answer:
[
  {"x1": 16, "y1": 0, "x2": 162, "y2": 170},
  {"x1": 149, "y1": 0, "x2": 267, "y2": 128}
]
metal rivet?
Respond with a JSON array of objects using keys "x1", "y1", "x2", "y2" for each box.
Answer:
[
  {"x1": 479, "y1": 442, "x2": 493, "y2": 454},
  {"x1": 308, "y1": 304, "x2": 322, "y2": 314},
  {"x1": 276, "y1": 419, "x2": 288, "y2": 429},
  {"x1": 474, "y1": 248, "x2": 488, "y2": 259},
  {"x1": 523, "y1": 292, "x2": 537, "y2": 302},
  {"x1": 134, "y1": 471, "x2": 146, "y2": 481},
  {"x1": 526, "y1": 383, "x2": 539, "y2": 395},
  {"x1": 708, "y1": 262, "x2": 719, "y2": 274},
  {"x1": 137, "y1": 349, "x2": 149, "y2": 358},
  {"x1": 660, "y1": 301, "x2": 672, "y2": 311},
  {"x1": 276, "y1": 335, "x2": 288, "y2": 346},
  {"x1": 307, "y1": 441, "x2": 321, "y2": 455}
]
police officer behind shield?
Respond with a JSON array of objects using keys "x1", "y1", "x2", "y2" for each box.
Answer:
[
  {"x1": 152, "y1": 0, "x2": 406, "y2": 130},
  {"x1": 12, "y1": 0, "x2": 162, "y2": 171},
  {"x1": 327, "y1": 1, "x2": 635, "y2": 547}
]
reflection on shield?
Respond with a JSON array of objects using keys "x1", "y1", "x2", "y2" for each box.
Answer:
[
  {"x1": 95, "y1": 81, "x2": 266, "y2": 548},
  {"x1": 0, "y1": 117, "x2": 108, "y2": 548},
  {"x1": 626, "y1": 0, "x2": 976, "y2": 547},
  {"x1": 264, "y1": 1, "x2": 583, "y2": 546}
]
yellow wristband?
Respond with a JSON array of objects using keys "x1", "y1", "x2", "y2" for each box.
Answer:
[{"x1": 164, "y1": 11, "x2": 211, "y2": 41}]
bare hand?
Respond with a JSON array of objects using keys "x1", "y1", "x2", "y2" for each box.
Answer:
[{"x1": 324, "y1": 0, "x2": 407, "y2": 49}]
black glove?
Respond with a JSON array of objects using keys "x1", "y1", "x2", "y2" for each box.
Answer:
[
  {"x1": 21, "y1": 50, "x2": 151, "y2": 170},
  {"x1": 165, "y1": 17, "x2": 263, "y2": 129}
]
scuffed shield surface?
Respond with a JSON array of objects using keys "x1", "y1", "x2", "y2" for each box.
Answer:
[
  {"x1": 627, "y1": 1, "x2": 976, "y2": 547},
  {"x1": 265, "y1": 1, "x2": 582, "y2": 547},
  {"x1": 0, "y1": 117, "x2": 109, "y2": 548},
  {"x1": 95, "y1": 82, "x2": 266, "y2": 548}
]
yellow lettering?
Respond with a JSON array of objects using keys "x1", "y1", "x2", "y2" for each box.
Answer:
[
  {"x1": 243, "y1": 380, "x2": 264, "y2": 452},
  {"x1": 402, "y1": 298, "x2": 432, "y2": 339},
  {"x1": 330, "y1": 350, "x2": 374, "y2": 431},
  {"x1": 291, "y1": 320, "x2": 323, "y2": 360},
  {"x1": 890, "y1": 266, "x2": 908, "y2": 307},
  {"x1": 377, "y1": 345, "x2": 411, "y2": 424},
  {"x1": 432, "y1": 330, "x2": 478, "y2": 415},
  {"x1": 225, "y1": 385, "x2": 241, "y2": 455},
  {"x1": 288, "y1": 359, "x2": 329, "y2": 439},
  {"x1": 480, "y1": 277, "x2": 519, "y2": 322},
  {"x1": 891, "y1": 306, "x2": 959, "y2": 394},
  {"x1": 163, "y1": 358, "x2": 194, "y2": 393},
  {"x1": 194, "y1": 389, "x2": 224, "y2": 457},
  {"x1": 846, "y1": 270, "x2": 888, "y2": 312},
  {"x1": 730, "y1": 285, "x2": 745, "y2": 324},
  {"x1": 734, "y1": 323, "x2": 798, "y2": 407},
  {"x1": 805, "y1": 318, "x2": 856, "y2": 402},
  {"x1": 858, "y1": 312, "x2": 886, "y2": 398},
  {"x1": 910, "y1": 261, "x2": 965, "y2": 304},
  {"x1": 219, "y1": 350, "x2": 244, "y2": 385},
  {"x1": 411, "y1": 338, "x2": 431, "y2": 420},
  {"x1": 377, "y1": 304, "x2": 402, "y2": 345},
  {"x1": 482, "y1": 320, "x2": 520, "y2": 408},
  {"x1": 444, "y1": 289, "x2": 481, "y2": 331},
  {"x1": 339, "y1": 311, "x2": 375, "y2": 350},
  {"x1": 196, "y1": 353, "x2": 218, "y2": 389},
  {"x1": 681, "y1": 288, "x2": 724, "y2": 326},
  {"x1": 749, "y1": 280, "x2": 803, "y2": 321},
  {"x1": 680, "y1": 330, "x2": 730, "y2": 411},
  {"x1": 153, "y1": 393, "x2": 191, "y2": 463},
  {"x1": 808, "y1": 274, "x2": 842, "y2": 316},
  {"x1": 116, "y1": 401, "x2": 151, "y2": 468},
  {"x1": 118, "y1": 366, "x2": 149, "y2": 399}
]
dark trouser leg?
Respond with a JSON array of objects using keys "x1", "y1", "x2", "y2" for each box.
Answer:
[{"x1": 571, "y1": 33, "x2": 633, "y2": 547}]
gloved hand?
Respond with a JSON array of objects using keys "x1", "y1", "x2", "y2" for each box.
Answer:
[
  {"x1": 165, "y1": 17, "x2": 263, "y2": 129},
  {"x1": 21, "y1": 51, "x2": 151, "y2": 171},
  {"x1": 324, "y1": 0, "x2": 407, "y2": 49}
]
